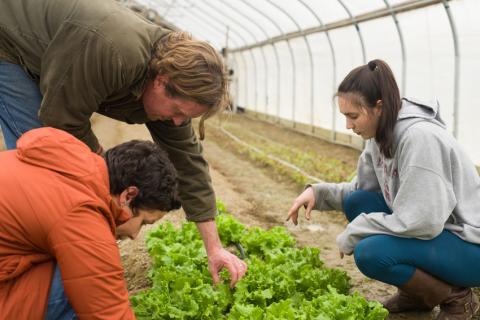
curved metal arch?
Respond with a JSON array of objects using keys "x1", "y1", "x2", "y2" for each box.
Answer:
[
  {"x1": 384, "y1": 0, "x2": 407, "y2": 95},
  {"x1": 188, "y1": 4, "x2": 249, "y2": 49},
  {"x1": 176, "y1": 7, "x2": 250, "y2": 109},
  {"x1": 229, "y1": 0, "x2": 280, "y2": 114},
  {"x1": 219, "y1": 26, "x2": 241, "y2": 112},
  {"x1": 219, "y1": 32, "x2": 242, "y2": 112},
  {"x1": 170, "y1": 10, "x2": 238, "y2": 47},
  {"x1": 442, "y1": 0, "x2": 460, "y2": 138},
  {"x1": 168, "y1": 11, "x2": 244, "y2": 110},
  {"x1": 229, "y1": 1, "x2": 443, "y2": 53},
  {"x1": 204, "y1": 0, "x2": 266, "y2": 113},
  {"x1": 265, "y1": 0, "x2": 314, "y2": 129},
  {"x1": 337, "y1": 0, "x2": 367, "y2": 64},
  {"x1": 230, "y1": 53, "x2": 241, "y2": 112},
  {"x1": 297, "y1": 0, "x2": 338, "y2": 136},
  {"x1": 222, "y1": 27, "x2": 241, "y2": 112},
  {"x1": 172, "y1": 6, "x2": 243, "y2": 47},
  {"x1": 218, "y1": 0, "x2": 274, "y2": 115},
  {"x1": 239, "y1": 0, "x2": 295, "y2": 122},
  {"x1": 183, "y1": 5, "x2": 252, "y2": 108},
  {"x1": 335, "y1": 0, "x2": 366, "y2": 143}
]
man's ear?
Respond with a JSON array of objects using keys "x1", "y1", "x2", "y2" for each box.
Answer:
[
  {"x1": 122, "y1": 186, "x2": 139, "y2": 206},
  {"x1": 125, "y1": 186, "x2": 138, "y2": 203},
  {"x1": 155, "y1": 74, "x2": 169, "y2": 87}
]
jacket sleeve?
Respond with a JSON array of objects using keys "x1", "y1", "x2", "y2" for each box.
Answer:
[
  {"x1": 336, "y1": 130, "x2": 456, "y2": 254},
  {"x1": 38, "y1": 23, "x2": 127, "y2": 151},
  {"x1": 310, "y1": 180, "x2": 357, "y2": 212},
  {"x1": 311, "y1": 140, "x2": 379, "y2": 211},
  {"x1": 146, "y1": 119, "x2": 216, "y2": 222},
  {"x1": 47, "y1": 205, "x2": 135, "y2": 319}
]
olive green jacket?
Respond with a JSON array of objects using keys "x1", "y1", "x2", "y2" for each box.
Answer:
[{"x1": 0, "y1": 0, "x2": 216, "y2": 221}]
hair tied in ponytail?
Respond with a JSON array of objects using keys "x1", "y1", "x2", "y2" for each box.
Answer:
[{"x1": 368, "y1": 60, "x2": 377, "y2": 71}]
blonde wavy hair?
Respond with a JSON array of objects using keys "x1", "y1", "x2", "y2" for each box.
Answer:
[{"x1": 148, "y1": 31, "x2": 230, "y2": 140}]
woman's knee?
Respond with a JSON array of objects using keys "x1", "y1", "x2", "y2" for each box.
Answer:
[
  {"x1": 343, "y1": 190, "x2": 391, "y2": 222},
  {"x1": 343, "y1": 190, "x2": 371, "y2": 222},
  {"x1": 353, "y1": 235, "x2": 390, "y2": 279}
]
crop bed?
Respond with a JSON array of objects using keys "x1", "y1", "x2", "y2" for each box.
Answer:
[
  {"x1": 206, "y1": 114, "x2": 359, "y2": 186},
  {"x1": 131, "y1": 202, "x2": 388, "y2": 320}
]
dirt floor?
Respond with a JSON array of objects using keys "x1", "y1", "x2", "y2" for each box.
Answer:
[
  {"x1": 90, "y1": 113, "x2": 454, "y2": 320},
  {"x1": 1, "y1": 114, "x2": 475, "y2": 319}
]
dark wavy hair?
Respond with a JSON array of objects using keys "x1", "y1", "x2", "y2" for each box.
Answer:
[
  {"x1": 105, "y1": 140, "x2": 181, "y2": 212},
  {"x1": 337, "y1": 59, "x2": 401, "y2": 158}
]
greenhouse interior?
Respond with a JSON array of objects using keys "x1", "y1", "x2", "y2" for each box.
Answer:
[
  {"x1": 127, "y1": 0, "x2": 480, "y2": 166},
  {"x1": 0, "y1": 0, "x2": 479, "y2": 319}
]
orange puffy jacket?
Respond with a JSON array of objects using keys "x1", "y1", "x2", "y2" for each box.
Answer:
[{"x1": 0, "y1": 128, "x2": 134, "y2": 319}]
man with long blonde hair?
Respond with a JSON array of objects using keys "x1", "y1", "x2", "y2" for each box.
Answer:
[{"x1": 0, "y1": 0, "x2": 246, "y2": 313}]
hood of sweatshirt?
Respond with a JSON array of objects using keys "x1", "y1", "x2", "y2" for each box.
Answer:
[
  {"x1": 16, "y1": 127, "x2": 105, "y2": 179},
  {"x1": 393, "y1": 97, "x2": 447, "y2": 149},
  {"x1": 15, "y1": 127, "x2": 130, "y2": 227}
]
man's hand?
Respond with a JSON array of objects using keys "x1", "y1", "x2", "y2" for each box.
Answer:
[
  {"x1": 286, "y1": 187, "x2": 316, "y2": 225},
  {"x1": 196, "y1": 220, "x2": 247, "y2": 287},
  {"x1": 208, "y1": 247, "x2": 247, "y2": 288}
]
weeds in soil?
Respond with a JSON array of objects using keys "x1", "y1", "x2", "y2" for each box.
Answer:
[{"x1": 208, "y1": 121, "x2": 356, "y2": 188}]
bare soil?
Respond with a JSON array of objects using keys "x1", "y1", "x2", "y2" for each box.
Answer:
[
  {"x1": 91, "y1": 113, "x2": 444, "y2": 319},
  {"x1": 0, "y1": 114, "x2": 471, "y2": 319},
  {"x1": 0, "y1": 107, "x2": 477, "y2": 319},
  {"x1": 89, "y1": 116, "x2": 431, "y2": 319}
]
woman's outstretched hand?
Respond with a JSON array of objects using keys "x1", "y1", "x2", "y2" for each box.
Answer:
[{"x1": 286, "y1": 187, "x2": 316, "y2": 225}]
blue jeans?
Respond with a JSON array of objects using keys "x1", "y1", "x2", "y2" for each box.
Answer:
[
  {"x1": 343, "y1": 190, "x2": 480, "y2": 287},
  {"x1": 0, "y1": 61, "x2": 43, "y2": 150},
  {"x1": 45, "y1": 265, "x2": 77, "y2": 320}
]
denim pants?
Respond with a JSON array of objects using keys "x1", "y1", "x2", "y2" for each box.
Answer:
[
  {"x1": 343, "y1": 190, "x2": 480, "y2": 287},
  {"x1": 45, "y1": 265, "x2": 77, "y2": 320},
  {"x1": 0, "y1": 61, "x2": 43, "y2": 150}
]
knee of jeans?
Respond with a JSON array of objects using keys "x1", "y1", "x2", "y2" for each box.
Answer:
[
  {"x1": 343, "y1": 190, "x2": 368, "y2": 222},
  {"x1": 353, "y1": 236, "x2": 387, "y2": 278}
]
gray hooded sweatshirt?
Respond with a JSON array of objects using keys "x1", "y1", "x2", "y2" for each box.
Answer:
[{"x1": 311, "y1": 98, "x2": 480, "y2": 254}]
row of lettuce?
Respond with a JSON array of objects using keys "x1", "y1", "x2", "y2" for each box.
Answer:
[{"x1": 130, "y1": 201, "x2": 388, "y2": 319}]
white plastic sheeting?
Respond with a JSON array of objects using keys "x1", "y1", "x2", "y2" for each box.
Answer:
[{"x1": 129, "y1": 0, "x2": 479, "y2": 166}]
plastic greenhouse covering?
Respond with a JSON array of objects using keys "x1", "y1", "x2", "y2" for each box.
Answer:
[{"x1": 123, "y1": 0, "x2": 480, "y2": 166}]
